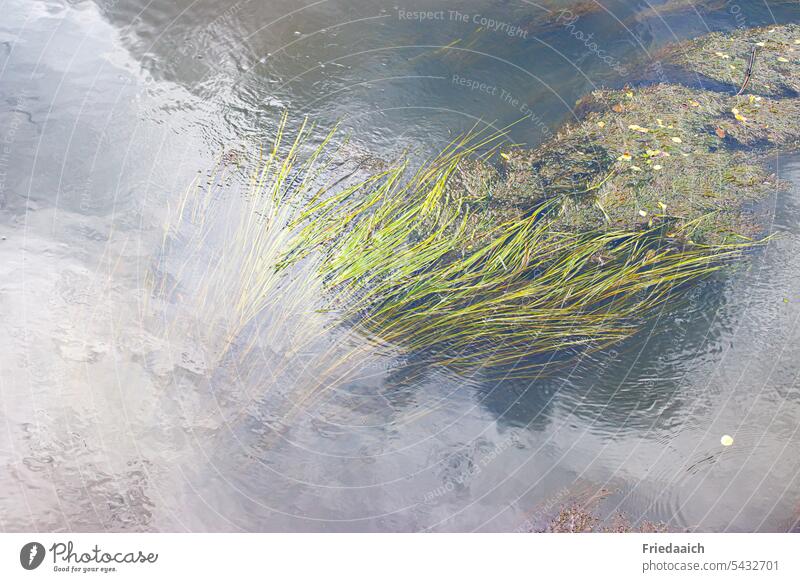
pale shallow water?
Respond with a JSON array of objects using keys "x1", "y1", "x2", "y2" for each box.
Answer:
[{"x1": 2, "y1": 0, "x2": 800, "y2": 532}]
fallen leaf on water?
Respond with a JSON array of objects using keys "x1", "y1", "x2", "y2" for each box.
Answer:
[
  {"x1": 731, "y1": 107, "x2": 747, "y2": 122},
  {"x1": 500, "y1": 152, "x2": 510, "y2": 160},
  {"x1": 715, "y1": 127, "x2": 726, "y2": 138},
  {"x1": 778, "y1": 56, "x2": 790, "y2": 63},
  {"x1": 671, "y1": 136, "x2": 683, "y2": 143}
]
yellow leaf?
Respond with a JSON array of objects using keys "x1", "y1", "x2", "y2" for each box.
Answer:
[
  {"x1": 671, "y1": 137, "x2": 683, "y2": 143},
  {"x1": 638, "y1": 209, "x2": 647, "y2": 216},
  {"x1": 500, "y1": 152, "x2": 510, "y2": 160},
  {"x1": 778, "y1": 56, "x2": 790, "y2": 63},
  {"x1": 618, "y1": 153, "x2": 632, "y2": 161},
  {"x1": 688, "y1": 99, "x2": 700, "y2": 107},
  {"x1": 597, "y1": 121, "x2": 606, "y2": 128}
]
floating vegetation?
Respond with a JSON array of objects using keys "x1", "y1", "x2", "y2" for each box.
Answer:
[
  {"x1": 539, "y1": 503, "x2": 669, "y2": 533},
  {"x1": 486, "y1": 25, "x2": 800, "y2": 247},
  {"x1": 666, "y1": 23, "x2": 800, "y2": 98}
]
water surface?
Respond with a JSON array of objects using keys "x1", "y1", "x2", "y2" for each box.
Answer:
[{"x1": 2, "y1": 0, "x2": 800, "y2": 531}]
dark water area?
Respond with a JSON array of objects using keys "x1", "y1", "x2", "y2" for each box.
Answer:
[{"x1": 2, "y1": 0, "x2": 800, "y2": 532}]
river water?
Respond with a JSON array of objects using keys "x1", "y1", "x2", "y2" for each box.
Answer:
[{"x1": 2, "y1": 0, "x2": 800, "y2": 532}]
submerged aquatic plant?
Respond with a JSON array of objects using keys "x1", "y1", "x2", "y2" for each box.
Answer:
[{"x1": 159, "y1": 114, "x2": 755, "y2": 382}]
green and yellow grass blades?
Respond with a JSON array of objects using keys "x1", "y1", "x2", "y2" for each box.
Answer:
[{"x1": 156, "y1": 116, "x2": 756, "y2": 390}]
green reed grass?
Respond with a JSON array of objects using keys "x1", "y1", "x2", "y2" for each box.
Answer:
[{"x1": 165, "y1": 115, "x2": 756, "y2": 380}]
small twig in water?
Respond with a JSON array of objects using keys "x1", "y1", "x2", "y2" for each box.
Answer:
[{"x1": 736, "y1": 47, "x2": 757, "y2": 96}]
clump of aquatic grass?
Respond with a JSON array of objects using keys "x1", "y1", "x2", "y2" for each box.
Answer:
[
  {"x1": 149, "y1": 114, "x2": 408, "y2": 422},
  {"x1": 153, "y1": 114, "x2": 358, "y2": 360},
  {"x1": 277, "y1": 128, "x2": 753, "y2": 378},
  {"x1": 156, "y1": 115, "x2": 756, "y2": 385}
]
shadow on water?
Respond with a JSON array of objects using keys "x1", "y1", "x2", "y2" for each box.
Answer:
[{"x1": 474, "y1": 276, "x2": 733, "y2": 434}]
